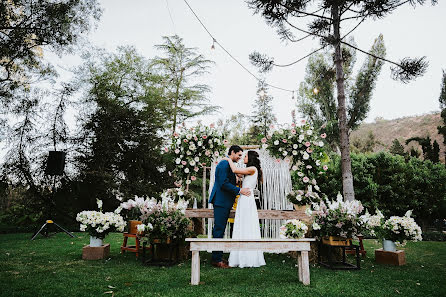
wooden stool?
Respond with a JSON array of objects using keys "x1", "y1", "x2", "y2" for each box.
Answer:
[
  {"x1": 121, "y1": 233, "x2": 141, "y2": 258},
  {"x1": 346, "y1": 235, "x2": 366, "y2": 257}
]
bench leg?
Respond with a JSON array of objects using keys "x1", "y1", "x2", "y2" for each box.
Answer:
[
  {"x1": 297, "y1": 253, "x2": 303, "y2": 282},
  {"x1": 301, "y1": 251, "x2": 310, "y2": 285},
  {"x1": 191, "y1": 251, "x2": 200, "y2": 285}
]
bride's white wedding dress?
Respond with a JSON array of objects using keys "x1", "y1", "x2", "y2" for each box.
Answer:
[{"x1": 229, "y1": 168, "x2": 266, "y2": 268}]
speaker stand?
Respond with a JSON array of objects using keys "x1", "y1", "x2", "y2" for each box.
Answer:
[{"x1": 31, "y1": 220, "x2": 75, "y2": 240}]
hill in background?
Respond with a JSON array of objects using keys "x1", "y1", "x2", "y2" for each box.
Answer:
[{"x1": 351, "y1": 112, "x2": 445, "y2": 163}]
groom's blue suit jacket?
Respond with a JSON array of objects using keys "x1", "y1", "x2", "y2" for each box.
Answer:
[{"x1": 209, "y1": 160, "x2": 240, "y2": 209}]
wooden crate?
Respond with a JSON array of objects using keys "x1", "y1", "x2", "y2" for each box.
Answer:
[
  {"x1": 82, "y1": 244, "x2": 110, "y2": 260},
  {"x1": 375, "y1": 249, "x2": 406, "y2": 266}
]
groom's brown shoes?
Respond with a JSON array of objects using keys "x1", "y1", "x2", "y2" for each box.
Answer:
[{"x1": 212, "y1": 261, "x2": 230, "y2": 268}]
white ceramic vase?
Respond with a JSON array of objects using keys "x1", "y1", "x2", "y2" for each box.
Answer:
[
  {"x1": 383, "y1": 239, "x2": 397, "y2": 252},
  {"x1": 90, "y1": 236, "x2": 103, "y2": 247}
]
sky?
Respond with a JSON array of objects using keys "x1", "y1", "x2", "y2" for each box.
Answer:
[{"x1": 47, "y1": 0, "x2": 446, "y2": 126}]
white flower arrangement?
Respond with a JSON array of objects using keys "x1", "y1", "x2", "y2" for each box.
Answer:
[
  {"x1": 76, "y1": 201, "x2": 126, "y2": 239},
  {"x1": 279, "y1": 219, "x2": 308, "y2": 239}
]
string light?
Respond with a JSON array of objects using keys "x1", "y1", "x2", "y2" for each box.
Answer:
[
  {"x1": 313, "y1": 87, "x2": 319, "y2": 95},
  {"x1": 211, "y1": 38, "x2": 216, "y2": 50},
  {"x1": 292, "y1": 91, "x2": 295, "y2": 100}
]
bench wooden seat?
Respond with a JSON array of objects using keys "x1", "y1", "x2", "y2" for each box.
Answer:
[{"x1": 186, "y1": 238, "x2": 316, "y2": 286}]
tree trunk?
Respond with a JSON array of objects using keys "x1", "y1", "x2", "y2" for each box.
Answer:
[{"x1": 332, "y1": 5, "x2": 355, "y2": 201}]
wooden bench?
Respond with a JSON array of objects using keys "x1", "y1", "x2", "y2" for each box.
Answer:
[{"x1": 185, "y1": 238, "x2": 316, "y2": 286}]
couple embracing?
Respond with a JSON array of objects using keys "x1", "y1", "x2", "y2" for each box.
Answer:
[{"x1": 208, "y1": 145, "x2": 266, "y2": 269}]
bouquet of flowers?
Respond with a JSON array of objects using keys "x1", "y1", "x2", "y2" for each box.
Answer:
[
  {"x1": 76, "y1": 200, "x2": 126, "y2": 239},
  {"x1": 311, "y1": 193, "x2": 365, "y2": 239},
  {"x1": 279, "y1": 219, "x2": 308, "y2": 239},
  {"x1": 116, "y1": 196, "x2": 158, "y2": 221},
  {"x1": 265, "y1": 120, "x2": 328, "y2": 205},
  {"x1": 170, "y1": 123, "x2": 228, "y2": 186},
  {"x1": 137, "y1": 195, "x2": 190, "y2": 243}
]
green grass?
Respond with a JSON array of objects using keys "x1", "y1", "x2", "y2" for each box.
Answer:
[{"x1": 0, "y1": 233, "x2": 445, "y2": 297}]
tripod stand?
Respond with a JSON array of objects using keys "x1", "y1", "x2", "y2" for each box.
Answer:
[
  {"x1": 31, "y1": 154, "x2": 75, "y2": 240},
  {"x1": 31, "y1": 219, "x2": 75, "y2": 240}
]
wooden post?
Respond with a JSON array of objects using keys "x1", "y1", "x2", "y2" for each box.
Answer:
[
  {"x1": 301, "y1": 251, "x2": 310, "y2": 285},
  {"x1": 191, "y1": 251, "x2": 200, "y2": 285},
  {"x1": 297, "y1": 252, "x2": 303, "y2": 282}
]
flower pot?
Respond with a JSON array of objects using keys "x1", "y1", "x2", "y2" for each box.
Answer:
[
  {"x1": 90, "y1": 236, "x2": 103, "y2": 247},
  {"x1": 322, "y1": 236, "x2": 352, "y2": 246},
  {"x1": 382, "y1": 239, "x2": 397, "y2": 252},
  {"x1": 129, "y1": 220, "x2": 142, "y2": 234}
]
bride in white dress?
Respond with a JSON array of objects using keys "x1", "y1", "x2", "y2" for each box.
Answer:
[{"x1": 224, "y1": 150, "x2": 266, "y2": 268}]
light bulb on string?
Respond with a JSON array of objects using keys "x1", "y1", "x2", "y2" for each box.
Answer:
[
  {"x1": 211, "y1": 38, "x2": 216, "y2": 50},
  {"x1": 291, "y1": 91, "x2": 295, "y2": 100},
  {"x1": 313, "y1": 87, "x2": 319, "y2": 95}
]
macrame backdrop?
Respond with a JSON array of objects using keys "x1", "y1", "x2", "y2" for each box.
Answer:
[{"x1": 206, "y1": 149, "x2": 293, "y2": 239}]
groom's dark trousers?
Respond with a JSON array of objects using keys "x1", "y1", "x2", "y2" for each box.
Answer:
[{"x1": 208, "y1": 160, "x2": 239, "y2": 263}]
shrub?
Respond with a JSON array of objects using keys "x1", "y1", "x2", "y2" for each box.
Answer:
[{"x1": 319, "y1": 152, "x2": 446, "y2": 228}]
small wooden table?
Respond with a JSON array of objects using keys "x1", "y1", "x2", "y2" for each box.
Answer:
[{"x1": 185, "y1": 238, "x2": 316, "y2": 286}]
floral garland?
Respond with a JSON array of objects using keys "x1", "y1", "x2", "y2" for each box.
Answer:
[
  {"x1": 265, "y1": 120, "x2": 328, "y2": 205},
  {"x1": 169, "y1": 123, "x2": 227, "y2": 186}
]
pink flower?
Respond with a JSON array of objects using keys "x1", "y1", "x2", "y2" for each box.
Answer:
[
  {"x1": 183, "y1": 139, "x2": 188, "y2": 143},
  {"x1": 291, "y1": 123, "x2": 296, "y2": 127},
  {"x1": 202, "y1": 163, "x2": 206, "y2": 166},
  {"x1": 276, "y1": 159, "x2": 281, "y2": 163},
  {"x1": 202, "y1": 135, "x2": 208, "y2": 139},
  {"x1": 305, "y1": 141, "x2": 311, "y2": 147},
  {"x1": 181, "y1": 161, "x2": 187, "y2": 165},
  {"x1": 194, "y1": 167, "x2": 199, "y2": 172},
  {"x1": 175, "y1": 149, "x2": 180, "y2": 154},
  {"x1": 261, "y1": 137, "x2": 267, "y2": 143},
  {"x1": 321, "y1": 133, "x2": 327, "y2": 139},
  {"x1": 164, "y1": 147, "x2": 169, "y2": 152},
  {"x1": 173, "y1": 132, "x2": 179, "y2": 138},
  {"x1": 223, "y1": 139, "x2": 229, "y2": 145},
  {"x1": 210, "y1": 123, "x2": 215, "y2": 128},
  {"x1": 267, "y1": 135, "x2": 272, "y2": 139},
  {"x1": 205, "y1": 150, "x2": 211, "y2": 156},
  {"x1": 306, "y1": 147, "x2": 313, "y2": 153},
  {"x1": 194, "y1": 136, "x2": 198, "y2": 141},
  {"x1": 282, "y1": 139, "x2": 288, "y2": 143},
  {"x1": 291, "y1": 129, "x2": 296, "y2": 134},
  {"x1": 191, "y1": 176, "x2": 197, "y2": 181},
  {"x1": 301, "y1": 119, "x2": 306, "y2": 124},
  {"x1": 214, "y1": 151, "x2": 219, "y2": 156},
  {"x1": 269, "y1": 124, "x2": 275, "y2": 129},
  {"x1": 323, "y1": 165, "x2": 328, "y2": 171},
  {"x1": 303, "y1": 177, "x2": 310, "y2": 183}
]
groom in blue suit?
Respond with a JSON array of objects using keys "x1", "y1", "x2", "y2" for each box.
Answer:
[{"x1": 209, "y1": 145, "x2": 251, "y2": 268}]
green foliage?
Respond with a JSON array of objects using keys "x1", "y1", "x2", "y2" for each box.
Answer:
[
  {"x1": 251, "y1": 80, "x2": 276, "y2": 137},
  {"x1": 152, "y1": 35, "x2": 219, "y2": 134},
  {"x1": 319, "y1": 152, "x2": 446, "y2": 227},
  {"x1": 389, "y1": 138, "x2": 406, "y2": 156},
  {"x1": 142, "y1": 209, "x2": 191, "y2": 243},
  {"x1": 73, "y1": 46, "x2": 173, "y2": 211},
  {"x1": 296, "y1": 36, "x2": 385, "y2": 150},
  {"x1": 0, "y1": 0, "x2": 101, "y2": 102},
  {"x1": 406, "y1": 136, "x2": 440, "y2": 163},
  {"x1": 350, "y1": 131, "x2": 378, "y2": 153}
]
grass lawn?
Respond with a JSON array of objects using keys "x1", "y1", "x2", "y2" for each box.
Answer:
[{"x1": 0, "y1": 233, "x2": 445, "y2": 297}]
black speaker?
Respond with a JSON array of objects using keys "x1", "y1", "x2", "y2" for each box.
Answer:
[{"x1": 45, "y1": 151, "x2": 66, "y2": 176}]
